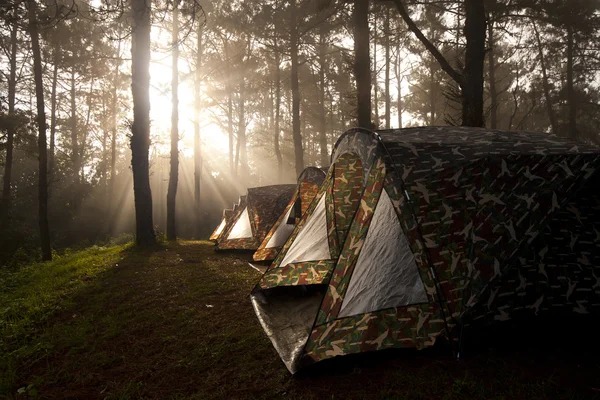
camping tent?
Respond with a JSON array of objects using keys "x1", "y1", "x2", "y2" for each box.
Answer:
[
  {"x1": 209, "y1": 209, "x2": 233, "y2": 241},
  {"x1": 217, "y1": 184, "x2": 296, "y2": 251},
  {"x1": 253, "y1": 167, "x2": 327, "y2": 262},
  {"x1": 250, "y1": 126, "x2": 600, "y2": 373}
]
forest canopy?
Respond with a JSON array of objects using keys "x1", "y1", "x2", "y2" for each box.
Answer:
[{"x1": 1, "y1": 0, "x2": 600, "y2": 264}]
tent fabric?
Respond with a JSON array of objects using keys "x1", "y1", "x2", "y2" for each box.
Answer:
[
  {"x1": 339, "y1": 189, "x2": 428, "y2": 318},
  {"x1": 256, "y1": 153, "x2": 364, "y2": 288},
  {"x1": 227, "y1": 207, "x2": 253, "y2": 239},
  {"x1": 279, "y1": 194, "x2": 331, "y2": 266},
  {"x1": 209, "y1": 209, "x2": 232, "y2": 241},
  {"x1": 217, "y1": 185, "x2": 295, "y2": 250},
  {"x1": 253, "y1": 167, "x2": 326, "y2": 262},
  {"x1": 251, "y1": 126, "x2": 600, "y2": 374}
]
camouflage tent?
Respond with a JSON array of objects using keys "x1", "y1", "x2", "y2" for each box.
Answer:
[
  {"x1": 251, "y1": 126, "x2": 600, "y2": 373},
  {"x1": 209, "y1": 209, "x2": 233, "y2": 241},
  {"x1": 253, "y1": 167, "x2": 327, "y2": 262},
  {"x1": 217, "y1": 185, "x2": 296, "y2": 251}
]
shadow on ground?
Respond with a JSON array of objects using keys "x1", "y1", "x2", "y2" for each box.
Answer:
[{"x1": 8, "y1": 241, "x2": 600, "y2": 400}]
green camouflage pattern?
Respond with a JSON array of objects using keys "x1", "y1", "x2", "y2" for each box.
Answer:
[
  {"x1": 258, "y1": 260, "x2": 336, "y2": 289},
  {"x1": 332, "y1": 154, "x2": 365, "y2": 248},
  {"x1": 252, "y1": 126, "x2": 600, "y2": 373},
  {"x1": 217, "y1": 185, "x2": 295, "y2": 250},
  {"x1": 253, "y1": 168, "x2": 325, "y2": 262}
]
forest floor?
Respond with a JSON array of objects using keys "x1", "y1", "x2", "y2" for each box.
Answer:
[{"x1": 1, "y1": 241, "x2": 599, "y2": 400}]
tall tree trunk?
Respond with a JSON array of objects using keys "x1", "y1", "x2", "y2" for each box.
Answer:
[
  {"x1": 130, "y1": 0, "x2": 156, "y2": 246},
  {"x1": 2, "y1": 20, "x2": 17, "y2": 209},
  {"x1": 109, "y1": 42, "x2": 121, "y2": 235},
  {"x1": 81, "y1": 76, "x2": 95, "y2": 180},
  {"x1": 372, "y1": 10, "x2": 378, "y2": 127},
  {"x1": 101, "y1": 95, "x2": 108, "y2": 190},
  {"x1": 487, "y1": 17, "x2": 497, "y2": 129},
  {"x1": 224, "y1": 41, "x2": 234, "y2": 175},
  {"x1": 27, "y1": 0, "x2": 52, "y2": 261},
  {"x1": 109, "y1": 40, "x2": 121, "y2": 235},
  {"x1": 429, "y1": 62, "x2": 435, "y2": 125},
  {"x1": 274, "y1": 48, "x2": 283, "y2": 181},
  {"x1": 318, "y1": 24, "x2": 328, "y2": 166},
  {"x1": 566, "y1": 22, "x2": 576, "y2": 140},
  {"x1": 290, "y1": 0, "x2": 304, "y2": 177},
  {"x1": 167, "y1": 1, "x2": 179, "y2": 241},
  {"x1": 238, "y1": 75, "x2": 248, "y2": 178},
  {"x1": 49, "y1": 51, "x2": 58, "y2": 178},
  {"x1": 396, "y1": 41, "x2": 403, "y2": 128},
  {"x1": 354, "y1": 0, "x2": 372, "y2": 128},
  {"x1": 461, "y1": 0, "x2": 486, "y2": 127},
  {"x1": 194, "y1": 21, "x2": 202, "y2": 236},
  {"x1": 70, "y1": 68, "x2": 80, "y2": 186},
  {"x1": 384, "y1": 6, "x2": 391, "y2": 129},
  {"x1": 532, "y1": 19, "x2": 558, "y2": 135}
]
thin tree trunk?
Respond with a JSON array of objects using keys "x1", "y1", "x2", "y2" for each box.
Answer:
[
  {"x1": 384, "y1": 6, "x2": 391, "y2": 129},
  {"x1": 461, "y1": 0, "x2": 486, "y2": 127},
  {"x1": 224, "y1": 41, "x2": 234, "y2": 175},
  {"x1": 354, "y1": 0, "x2": 372, "y2": 128},
  {"x1": 194, "y1": 21, "x2": 202, "y2": 236},
  {"x1": 290, "y1": 0, "x2": 304, "y2": 177},
  {"x1": 70, "y1": 68, "x2": 80, "y2": 186},
  {"x1": 130, "y1": 0, "x2": 156, "y2": 246},
  {"x1": 372, "y1": 10, "x2": 378, "y2": 127},
  {"x1": 532, "y1": 19, "x2": 558, "y2": 135},
  {"x1": 487, "y1": 17, "x2": 497, "y2": 129},
  {"x1": 2, "y1": 20, "x2": 17, "y2": 209},
  {"x1": 27, "y1": 0, "x2": 52, "y2": 260},
  {"x1": 81, "y1": 76, "x2": 95, "y2": 180},
  {"x1": 109, "y1": 40, "x2": 121, "y2": 235},
  {"x1": 318, "y1": 23, "x2": 328, "y2": 166},
  {"x1": 238, "y1": 75, "x2": 248, "y2": 178},
  {"x1": 429, "y1": 62, "x2": 435, "y2": 125},
  {"x1": 566, "y1": 22, "x2": 576, "y2": 140},
  {"x1": 274, "y1": 48, "x2": 283, "y2": 181},
  {"x1": 49, "y1": 51, "x2": 58, "y2": 180},
  {"x1": 102, "y1": 94, "x2": 108, "y2": 189},
  {"x1": 167, "y1": 1, "x2": 179, "y2": 241},
  {"x1": 396, "y1": 41, "x2": 403, "y2": 128}
]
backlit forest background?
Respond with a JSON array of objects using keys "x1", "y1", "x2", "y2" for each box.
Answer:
[{"x1": 2, "y1": 0, "x2": 600, "y2": 265}]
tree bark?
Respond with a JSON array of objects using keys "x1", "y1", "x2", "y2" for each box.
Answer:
[
  {"x1": 384, "y1": 6, "x2": 391, "y2": 129},
  {"x1": 167, "y1": 1, "x2": 179, "y2": 241},
  {"x1": 532, "y1": 19, "x2": 558, "y2": 135},
  {"x1": 70, "y1": 68, "x2": 80, "y2": 186},
  {"x1": 238, "y1": 74, "x2": 248, "y2": 178},
  {"x1": 487, "y1": 17, "x2": 497, "y2": 129},
  {"x1": 274, "y1": 48, "x2": 283, "y2": 181},
  {"x1": 27, "y1": 0, "x2": 52, "y2": 261},
  {"x1": 318, "y1": 23, "x2": 328, "y2": 167},
  {"x1": 130, "y1": 0, "x2": 156, "y2": 246},
  {"x1": 461, "y1": 0, "x2": 486, "y2": 127},
  {"x1": 224, "y1": 40, "x2": 234, "y2": 175},
  {"x1": 566, "y1": 22, "x2": 576, "y2": 140},
  {"x1": 49, "y1": 50, "x2": 58, "y2": 179},
  {"x1": 395, "y1": 41, "x2": 403, "y2": 128},
  {"x1": 194, "y1": 20, "x2": 202, "y2": 236},
  {"x1": 354, "y1": 0, "x2": 372, "y2": 128},
  {"x1": 109, "y1": 40, "x2": 121, "y2": 235},
  {"x1": 372, "y1": 10, "x2": 379, "y2": 127},
  {"x1": 2, "y1": 19, "x2": 17, "y2": 209},
  {"x1": 290, "y1": 0, "x2": 304, "y2": 177}
]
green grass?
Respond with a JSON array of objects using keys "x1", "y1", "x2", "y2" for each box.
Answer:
[
  {"x1": 0, "y1": 241, "x2": 598, "y2": 399},
  {"x1": 0, "y1": 244, "x2": 130, "y2": 392}
]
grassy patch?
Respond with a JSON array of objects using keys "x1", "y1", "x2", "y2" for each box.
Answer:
[
  {"x1": 1, "y1": 241, "x2": 598, "y2": 399},
  {"x1": 0, "y1": 244, "x2": 129, "y2": 392}
]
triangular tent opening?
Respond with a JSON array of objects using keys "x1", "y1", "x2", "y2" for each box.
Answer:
[
  {"x1": 265, "y1": 206, "x2": 295, "y2": 249},
  {"x1": 227, "y1": 207, "x2": 253, "y2": 239},
  {"x1": 279, "y1": 194, "x2": 330, "y2": 266}
]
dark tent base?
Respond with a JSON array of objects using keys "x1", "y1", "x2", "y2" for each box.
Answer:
[{"x1": 250, "y1": 285, "x2": 326, "y2": 374}]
